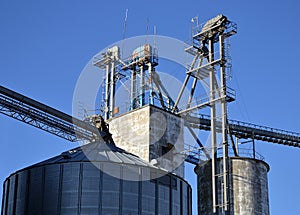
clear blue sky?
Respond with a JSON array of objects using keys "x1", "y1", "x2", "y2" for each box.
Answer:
[{"x1": 1, "y1": 1, "x2": 300, "y2": 214}]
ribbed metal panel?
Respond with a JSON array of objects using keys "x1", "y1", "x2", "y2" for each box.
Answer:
[{"x1": 2, "y1": 141, "x2": 192, "y2": 215}]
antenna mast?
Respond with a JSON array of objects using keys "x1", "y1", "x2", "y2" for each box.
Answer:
[{"x1": 122, "y1": 9, "x2": 128, "y2": 59}]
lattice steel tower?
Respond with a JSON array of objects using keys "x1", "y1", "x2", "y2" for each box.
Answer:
[{"x1": 173, "y1": 14, "x2": 237, "y2": 213}]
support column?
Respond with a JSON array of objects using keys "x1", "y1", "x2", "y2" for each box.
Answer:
[
  {"x1": 220, "y1": 34, "x2": 230, "y2": 213},
  {"x1": 140, "y1": 66, "x2": 145, "y2": 107},
  {"x1": 131, "y1": 69, "x2": 137, "y2": 110},
  {"x1": 109, "y1": 61, "x2": 115, "y2": 118},
  {"x1": 104, "y1": 64, "x2": 111, "y2": 120},
  {"x1": 148, "y1": 63, "x2": 154, "y2": 105},
  {"x1": 209, "y1": 38, "x2": 218, "y2": 214}
]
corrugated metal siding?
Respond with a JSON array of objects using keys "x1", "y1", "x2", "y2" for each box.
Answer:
[{"x1": 2, "y1": 142, "x2": 192, "y2": 215}]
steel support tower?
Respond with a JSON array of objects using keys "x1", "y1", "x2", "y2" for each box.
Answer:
[
  {"x1": 120, "y1": 44, "x2": 159, "y2": 110},
  {"x1": 93, "y1": 43, "x2": 177, "y2": 118},
  {"x1": 173, "y1": 14, "x2": 237, "y2": 213},
  {"x1": 93, "y1": 46, "x2": 121, "y2": 120}
]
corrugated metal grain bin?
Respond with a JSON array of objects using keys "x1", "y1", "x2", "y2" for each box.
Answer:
[{"x1": 1, "y1": 141, "x2": 191, "y2": 215}]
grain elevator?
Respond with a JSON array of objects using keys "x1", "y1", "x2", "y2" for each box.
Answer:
[{"x1": 1, "y1": 14, "x2": 283, "y2": 215}]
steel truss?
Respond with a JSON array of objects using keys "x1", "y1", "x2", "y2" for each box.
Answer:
[{"x1": 0, "y1": 85, "x2": 102, "y2": 142}]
